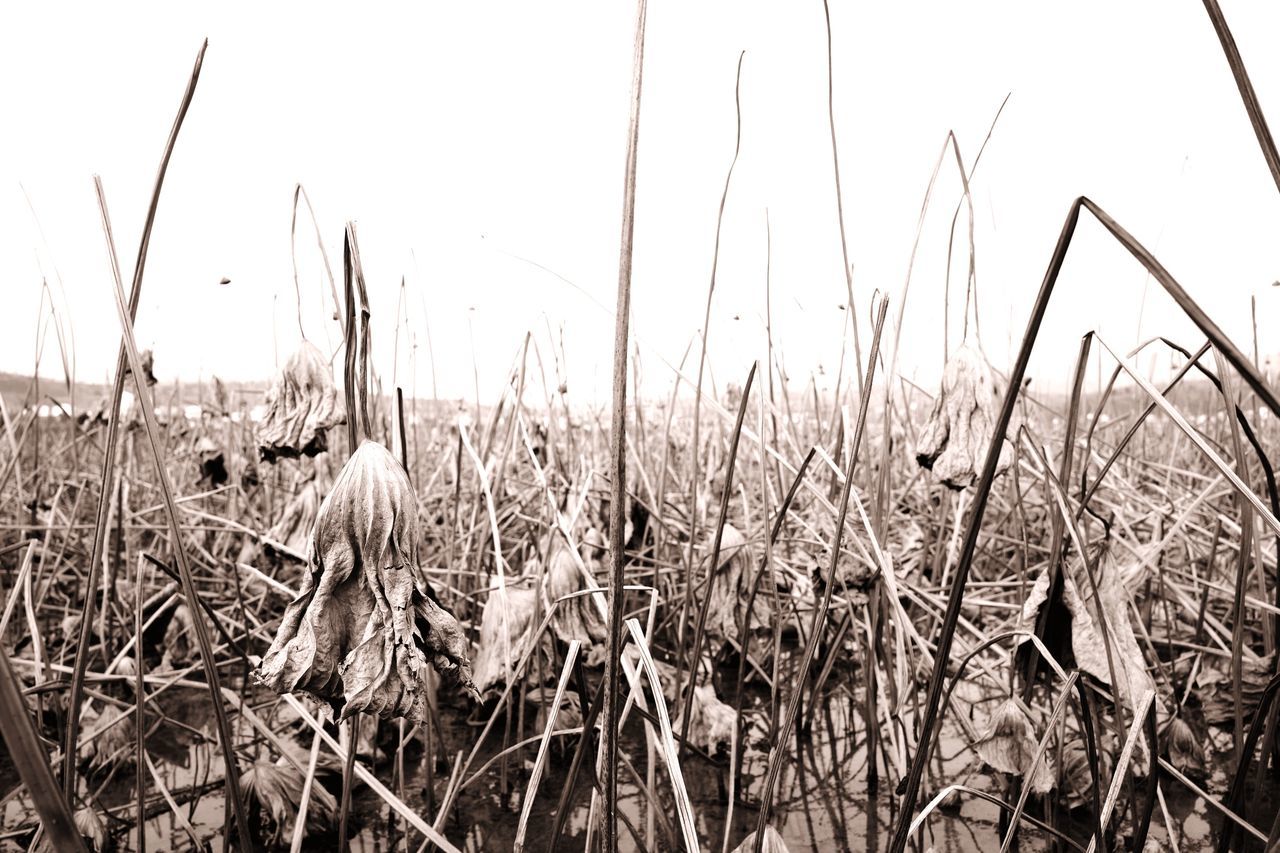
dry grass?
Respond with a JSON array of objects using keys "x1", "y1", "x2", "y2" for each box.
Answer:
[{"x1": 3, "y1": 3, "x2": 1280, "y2": 852}]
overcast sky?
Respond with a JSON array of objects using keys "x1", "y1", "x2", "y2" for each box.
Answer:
[{"x1": 3, "y1": 2, "x2": 1280, "y2": 406}]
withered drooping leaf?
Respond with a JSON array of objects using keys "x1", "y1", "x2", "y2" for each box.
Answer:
[
  {"x1": 623, "y1": 647, "x2": 738, "y2": 755},
  {"x1": 471, "y1": 582, "x2": 552, "y2": 697},
  {"x1": 972, "y1": 698, "x2": 1055, "y2": 794},
  {"x1": 1163, "y1": 717, "x2": 1205, "y2": 778},
  {"x1": 196, "y1": 435, "x2": 228, "y2": 487},
  {"x1": 1062, "y1": 737, "x2": 1111, "y2": 811},
  {"x1": 700, "y1": 524, "x2": 773, "y2": 649},
  {"x1": 255, "y1": 440, "x2": 477, "y2": 721},
  {"x1": 471, "y1": 535, "x2": 607, "y2": 697},
  {"x1": 1059, "y1": 550, "x2": 1156, "y2": 720},
  {"x1": 915, "y1": 343, "x2": 1017, "y2": 490},
  {"x1": 240, "y1": 758, "x2": 337, "y2": 846},
  {"x1": 268, "y1": 457, "x2": 332, "y2": 556},
  {"x1": 545, "y1": 539, "x2": 606, "y2": 646},
  {"x1": 1017, "y1": 547, "x2": 1157, "y2": 723},
  {"x1": 160, "y1": 604, "x2": 196, "y2": 670},
  {"x1": 123, "y1": 348, "x2": 158, "y2": 388},
  {"x1": 1198, "y1": 652, "x2": 1276, "y2": 727},
  {"x1": 682, "y1": 682, "x2": 737, "y2": 755},
  {"x1": 257, "y1": 341, "x2": 345, "y2": 463}
]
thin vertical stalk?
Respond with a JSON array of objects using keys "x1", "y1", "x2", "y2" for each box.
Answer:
[
  {"x1": 755, "y1": 296, "x2": 888, "y2": 849},
  {"x1": 680, "y1": 361, "x2": 756, "y2": 751},
  {"x1": 0, "y1": 650, "x2": 85, "y2": 852},
  {"x1": 679, "y1": 50, "x2": 746, "y2": 682},
  {"x1": 889, "y1": 195, "x2": 1280, "y2": 853},
  {"x1": 95, "y1": 176, "x2": 254, "y2": 850},
  {"x1": 63, "y1": 39, "x2": 208, "y2": 801},
  {"x1": 342, "y1": 232, "x2": 360, "y2": 452},
  {"x1": 1201, "y1": 0, "x2": 1280, "y2": 196},
  {"x1": 601, "y1": 0, "x2": 648, "y2": 848},
  {"x1": 821, "y1": 0, "x2": 864, "y2": 397},
  {"x1": 135, "y1": 555, "x2": 147, "y2": 853}
]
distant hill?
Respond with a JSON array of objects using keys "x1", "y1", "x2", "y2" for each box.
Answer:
[
  {"x1": 0, "y1": 371, "x2": 270, "y2": 411},
  {"x1": 0, "y1": 372, "x2": 471, "y2": 420}
]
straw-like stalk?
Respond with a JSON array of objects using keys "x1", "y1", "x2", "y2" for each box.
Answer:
[
  {"x1": 63, "y1": 38, "x2": 208, "y2": 804},
  {"x1": 889, "y1": 195, "x2": 1280, "y2": 853},
  {"x1": 600, "y1": 0, "x2": 648, "y2": 848}
]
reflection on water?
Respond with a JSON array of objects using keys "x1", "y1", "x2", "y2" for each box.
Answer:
[{"x1": 0, "y1": 670, "x2": 1234, "y2": 851}]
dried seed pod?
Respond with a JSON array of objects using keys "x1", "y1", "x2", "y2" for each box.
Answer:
[
  {"x1": 257, "y1": 341, "x2": 345, "y2": 463},
  {"x1": 972, "y1": 697, "x2": 1054, "y2": 793},
  {"x1": 255, "y1": 440, "x2": 477, "y2": 721},
  {"x1": 915, "y1": 343, "x2": 1017, "y2": 490}
]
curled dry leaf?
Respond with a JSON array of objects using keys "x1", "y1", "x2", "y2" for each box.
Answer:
[
  {"x1": 622, "y1": 647, "x2": 738, "y2": 755},
  {"x1": 81, "y1": 704, "x2": 133, "y2": 771},
  {"x1": 255, "y1": 440, "x2": 477, "y2": 722},
  {"x1": 915, "y1": 343, "x2": 1017, "y2": 490},
  {"x1": 240, "y1": 758, "x2": 337, "y2": 846},
  {"x1": 74, "y1": 807, "x2": 107, "y2": 852},
  {"x1": 471, "y1": 581, "x2": 551, "y2": 697},
  {"x1": 700, "y1": 524, "x2": 772, "y2": 648},
  {"x1": 1198, "y1": 652, "x2": 1276, "y2": 727},
  {"x1": 257, "y1": 341, "x2": 345, "y2": 463},
  {"x1": 38, "y1": 806, "x2": 107, "y2": 853},
  {"x1": 471, "y1": 535, "x2": 606, "y2": 697},
  {"x1": 1019, "y1": 548, "x2": 1156, "y2": 721},
  {"x1": 682, "y1": 682, "x2": 737, "y2": 755},
  {"x1": 1162, "y1": 717, "x2": 1205, "y2": 778},
  {"x1": 123, "y1": 348, "x2": 158, "y2": 388},
  {"x1": 971, "y1": 697, "x2": 1055, "y2": 793},
  {"x1": 731, "y1": 826, "x2": 790, "y2": 853}
]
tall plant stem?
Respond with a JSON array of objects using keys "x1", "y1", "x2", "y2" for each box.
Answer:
[
  {"x1": 888, "y1": 196, "x2": 1280, "y2": 853},
  {"x1": 63, "y1": 38, "x2": 207, "y2": 806},
  {"x1": 755, "y1": 296, "x2": 889, "y2": 849},
  {"x1": 601, "y1": 1, "x2": 648, "y2": 849}
]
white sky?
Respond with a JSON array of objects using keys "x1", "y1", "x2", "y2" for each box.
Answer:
[{"x1": 3, "y1": 2, "x2": 1280, "y2": 406}]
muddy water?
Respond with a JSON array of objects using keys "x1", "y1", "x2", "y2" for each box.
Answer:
[{"x1": 0, "y1": 676, "x2": 1233, "y2": 852}]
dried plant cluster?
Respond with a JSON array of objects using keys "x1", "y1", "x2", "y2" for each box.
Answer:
[
  {"x1": 915, "y1": 343, "x2": 1017, "y2": 490},
  {"x1": 8, "y1": 4, "x2": 1280, "y2": 851},
  {"x1": 257, "y1": 342, "x2": 346, "y2": 463},
  {"x1": 256, "y1": 440, "x2": 477, "y2": 721}
]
